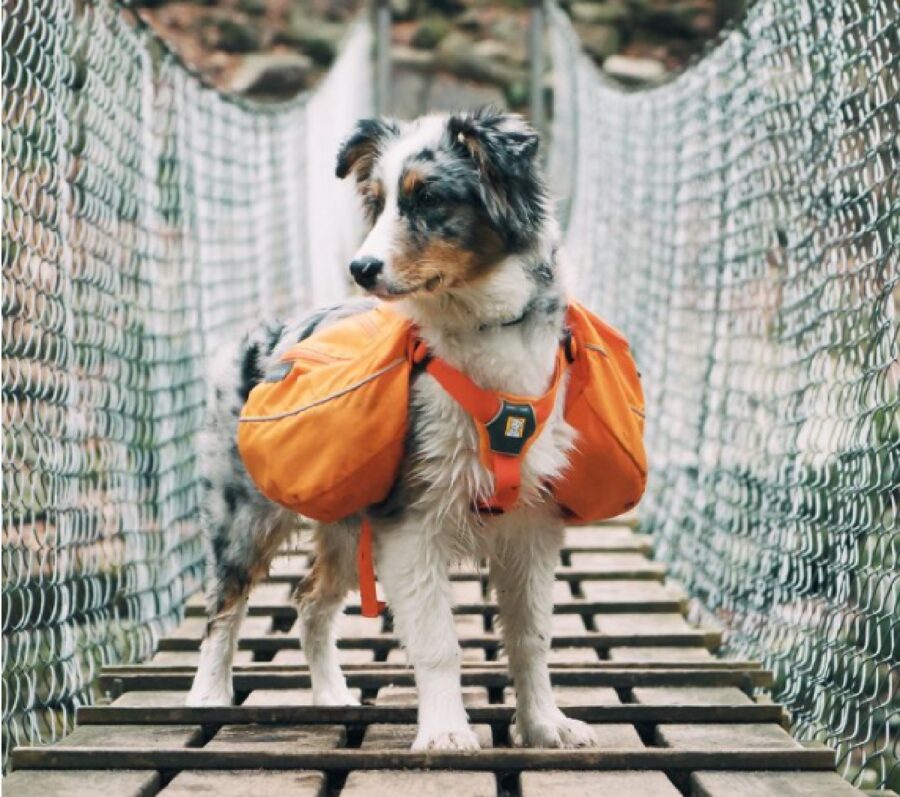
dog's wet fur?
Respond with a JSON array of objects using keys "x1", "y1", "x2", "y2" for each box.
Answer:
[{"x1": 188, "y1": 110, "x2": 596, "y2": 751}]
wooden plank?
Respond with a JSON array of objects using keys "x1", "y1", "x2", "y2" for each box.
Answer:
[
  {"x1": 376, "y1": 685, "x2": 490, "y2": 706},
  {"x1": 111, "y1": 690, "x2": 189, "y2": 707},
  {"x1": 385, "y1": 646, "x2": 487, "y2": 664},
  {"x1": 55, "y1": 723, "x2": 202, "y2": 750},
  {"x1": 690, "y1": 771, "x2": 866, "y2": 796},
  {"x1": 562, "y1": 527, "x2": 653, "y2": 553},
  {"x1": 342, "y1": 771, "x2": 496, "y2": 797},
  {"x1": 495, "y1": 647, "x2": 600, "y2": 664},
  {"x1": 451, "y1": 580, "x2": 485, "y2": 602},
  {"x1": 150, "y1": 650, "x2": 256, "y2": 665},
  {"x1": 632, "y1": 687, "x2": 753, "y2": 706},
  {"x1": 271, "y1": 648, "x2": 376, "y2": 665},
  {"x1": 163, "y1": 615, "x2": 273, "y2": 642},
  {"x1": 550, "y1": 614, "x2": 588, "y2": 634},
  {"x1": 504, "y1": 686, "x2": 621, "y2": 706},
  {"x1": 242, "y1": 687, "x2": 361, "y2": 707},
  {"x1": 579, "y1": 579, "x2": 686, "y2": 603},
  {"x1": 656, "y1": 724, "x2": 801, "y2": 749},
  {"x1": 101, "y1": 648, "x2": 763, "y2": 681},
  {"x1": 594, "y1": 613, "x2": 696, "y2": 635},
  {"x1": 362, "y1": 690, "x2": 493, "y2": 751},
  {"x1": 75, "y1": 703, "x2": 787, "y2": 726},
  {"x1": 609, "y1": 647, "x2": 713, "y2": 662},
  {"x1": 522, "y1": 771, "x2": 680, "y2": 796},
  {"x1": 567, "y1": 553, "x2": 667, "y2": 580},
  {"x1": 266, "y1": 567, "x2": 666, "y2": 584},
  {"x1": 102, "y1": 660, "x2": 763, "y2": 676},
  {"x1": 206, "y1": 723, "x2": 345, "y2": 752},
  {"x1": 360, "y1": 724, "x2": 493, "y2": 750},
  {"x1": 11, "y1": 746, "x2": 837, "y2": 772},
  {"x1": 156, "y1": 630, "x2": 721, "y2": 653},
  {"x1": 588, "y1": 725, "x2": 645, "y2": 749},
  {"x1": 2, "y1": 771, "x2": 159, "y2": 797},
  {"x1": 160, "y1": 771, "x2": 325, "y2": 796},
  {"x1": 248, "y1": 582, "x2": 293, "y2": 607},
  {"x1": 97, "y1": 666, "x2": 773, "y2": 692}
]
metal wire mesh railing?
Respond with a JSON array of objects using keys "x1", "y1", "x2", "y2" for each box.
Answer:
[
  {"x1": 550, "y1": 1, "x2": 898, "y2": 789},
  {"x1": 2, "y1": 0, "x2": 369, "y2": 766}
]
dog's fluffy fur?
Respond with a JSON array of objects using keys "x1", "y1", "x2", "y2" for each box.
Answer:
[{"x1": 187, "y1": 110, "x2": 596, "y2": 751}]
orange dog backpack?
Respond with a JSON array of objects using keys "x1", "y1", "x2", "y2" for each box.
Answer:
[
  {"x1": 237, "y1": 301, "x2": 646, "y2": 611},
  {"x1": 238, "y1": 300, "x2": 646, "y2": 522}
]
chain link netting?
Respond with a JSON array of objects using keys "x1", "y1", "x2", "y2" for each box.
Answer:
[
  {"x1": 2, "y1": 0, "x2": 369, "y2": 766},
  {"x1": 550, "y1": 1, "x2": 898, "y2": 789}
]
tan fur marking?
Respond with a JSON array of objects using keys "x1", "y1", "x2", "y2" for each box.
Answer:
[{"x1": 400, "y1": 167, "x2": 425, "y2": 196}]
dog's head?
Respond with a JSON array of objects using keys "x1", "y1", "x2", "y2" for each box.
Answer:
[{"x1": 336, "y1": 110, "x2": 547, "y2": 300}]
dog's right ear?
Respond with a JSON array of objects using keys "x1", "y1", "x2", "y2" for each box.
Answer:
[{"x1": 335, "y1": 118, "x2": 400, "y2": 182}]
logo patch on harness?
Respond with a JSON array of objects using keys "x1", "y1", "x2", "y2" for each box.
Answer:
[
  {"x1": 505, "y1": 416, "x2": 526, "y2": 438},
  {"x1": 486, "y1": 401, "x2": 537, "y2": 456}
]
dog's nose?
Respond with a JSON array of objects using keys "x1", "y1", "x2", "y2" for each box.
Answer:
[{"x1": 349, "y1": 257, "x2": 383, "y2": 289}]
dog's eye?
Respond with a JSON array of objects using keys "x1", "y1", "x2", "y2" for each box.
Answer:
[{"x1": 420, "y1": 190, "x2": 440, "y2": 208}]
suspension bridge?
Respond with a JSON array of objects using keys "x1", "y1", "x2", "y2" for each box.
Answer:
[{"x1": 2, "y1": 0, "x2": 897, "y2": 795}]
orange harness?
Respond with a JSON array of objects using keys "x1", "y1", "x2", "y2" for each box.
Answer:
[{"x1": 357, "y1": 341, "x2": 569, "y2": 617}]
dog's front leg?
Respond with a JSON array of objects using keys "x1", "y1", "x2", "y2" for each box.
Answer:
[
  {"x1": 491, "y1": 511, "x2": 596, "y2": 748},
  {"x1": 375, "y1": 517, "x2": 480, "y2": 751}
]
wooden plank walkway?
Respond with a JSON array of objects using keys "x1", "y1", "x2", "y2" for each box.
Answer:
[{"x1": 5, "y1": 522, "x2": 871, "y2": 797}]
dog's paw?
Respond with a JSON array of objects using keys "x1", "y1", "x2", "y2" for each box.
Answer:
[
  {"x1": 312, "y1": 686, "x2": 360, "y2": 707},
  {"x1": 512, "y1": 714, "x2": 596, "y2": 749},
  {"x1": 412, "y1": 726, "x2": 481, "y2": 752}
]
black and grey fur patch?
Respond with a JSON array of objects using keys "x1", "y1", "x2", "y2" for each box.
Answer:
[{"x1": 199, "y1": 298, "x2": 378, "y2": 615}]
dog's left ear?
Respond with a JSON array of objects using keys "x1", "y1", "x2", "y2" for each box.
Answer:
[
  {"x1": 448, "y1": 109, "x2": 545, "y2": 246},
  {"x1": 336, "y1": 118, "x2": 400, "y2": 183}
]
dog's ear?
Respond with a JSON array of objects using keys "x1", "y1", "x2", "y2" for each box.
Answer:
[
  {"x1": 448, "y1": 109, "x2": 540, "y2": 170},
  {"x1": 447, "y1": 109, "x2": 545, "y2": 246},
  {"x1": 336, "y1": 118, "x2": 400, "y2": 182}
]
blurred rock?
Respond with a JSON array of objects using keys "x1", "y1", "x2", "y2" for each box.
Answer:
[
  {"x1": 427, "y1": 74, "x2": 507, "y2": 112},
  {"x1": 199, "y1": 17, "x2": 262, "y2": 54},
  {"x1": 393, "y1": 45, "x2": 439, "y2": 72},
  {"x1": 237, "y1": 0, "x2": 268, "y2": 15},
  {"x1": 280, "y1": 15, "x2": 344, "y2": 65},
  {"x1": 230, "y1": 51, "x2": 313, "y2": 96},
  {"x1": 603, "y1": 54, "x2": 666, "y2": 84},
  {"x1": 411, "y1": 17, "x2": 452, "y2": 50},
  {"x1": 455, "y1": 9, "x2": 484, "y2": 34},
  {"x1": 420, "y1": 0, "x2": 468, "y2": 16},
  {"x1": 574, "y1": 22, "x2": 620, "y2": 61},
  {"x1": 390, "y1": 0, "x2": 416, "y2": 22},
  {"x1": 437, "y1": 32, "x2": 524, "y2": 90},
  {"x1": 570, "y1": 2, "x2": 631, "y2": 25},
  {"x1": 641, "y1": 1, "x2": 716, "y2": 37}
]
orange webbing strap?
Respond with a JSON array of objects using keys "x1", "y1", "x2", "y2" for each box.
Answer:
[
  {"x1": 422, "y1": 355, "x2": 501, "y2": 423},
  {"x1": 425, "y1": 347, "x2": 567, "y2": 512},
  {"x1": 357, "y1": 517, "x2": 385, "y2": 617}
]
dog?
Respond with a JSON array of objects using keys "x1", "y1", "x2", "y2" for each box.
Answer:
[{"x1": 186, "y1": 109, "x2": 596, "y2": 751}]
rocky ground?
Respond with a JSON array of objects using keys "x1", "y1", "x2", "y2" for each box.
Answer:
[{"x1": 132, "y1": 0, "x2": 748, "y2": 112}]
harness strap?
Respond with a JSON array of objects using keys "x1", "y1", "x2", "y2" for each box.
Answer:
[
  {"x1": 357, "y1": 516, "x2": 385, "y2": 618},
  {"x1": 357, "y1": 341, "x2": 568, "y2": 616},
  {"x1": 425, "y1": 347, "x2": 567, "y2": 512}
]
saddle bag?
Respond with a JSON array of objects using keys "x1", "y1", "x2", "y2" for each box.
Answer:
[
  {"x1": 554, "y1": 302, "x2": 647, "y2": 522},
  {"x1": 237, "y1": 305, "x2": 413, "y2": 523}
]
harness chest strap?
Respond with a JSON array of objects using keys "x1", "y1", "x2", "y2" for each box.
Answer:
[{"x1": 357, "y1": 343, "x2": 569, "y2": 617}]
